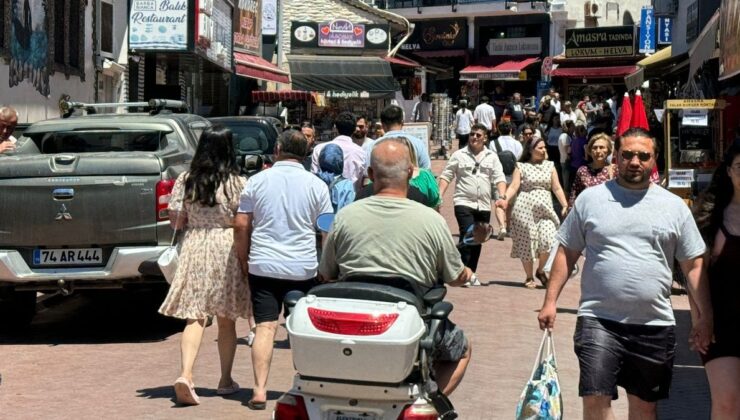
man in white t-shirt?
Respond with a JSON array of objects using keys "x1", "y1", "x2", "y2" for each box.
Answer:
[
  {"x1": 454, "y1": 101, "x2": 475, "y2": 149},
  {"x1": 473, "y1": 96, "x2": 496, "y2": 136},
  {"x1": 0, "y1": 106, "x2": 19, "y2": 154},
  {"x1": 235, "y1": 129, "x2": 333, "y2": 410}
]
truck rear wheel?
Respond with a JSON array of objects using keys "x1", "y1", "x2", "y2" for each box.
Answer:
[{"x1": 0, "y1": 290, "x2": 36, "y2": 332}]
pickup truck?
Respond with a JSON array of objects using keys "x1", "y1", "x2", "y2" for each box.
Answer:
[{"x1": 0, "y1": 101, "x2": 210, "y2": 329}]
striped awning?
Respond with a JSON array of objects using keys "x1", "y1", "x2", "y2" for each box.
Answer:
[{"x1": 251, "y1": 90, "x2": 315, "y2": 103}]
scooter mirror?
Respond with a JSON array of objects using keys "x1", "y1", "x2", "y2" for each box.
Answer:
[
  {"x1": 460, "y1": 222, "x2": 493, "y2": 246},
  {"x1": 316, "y1": 213, "x2": 335, "y2": 233}
]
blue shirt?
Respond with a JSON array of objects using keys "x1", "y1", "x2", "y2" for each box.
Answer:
[{"x1": 363, "y1": 129, "x2": 431, "y2": 171}]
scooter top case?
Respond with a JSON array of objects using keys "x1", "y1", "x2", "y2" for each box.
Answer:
[{"x1": 286, "y1": 295, "x2": 426, "y2": 384}]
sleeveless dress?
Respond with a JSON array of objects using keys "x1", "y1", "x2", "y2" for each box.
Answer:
[
  {"x1": 701, "y1": 223, "x2": 740, "y2": 364},
  {"x1": 510, "y1": 161, "x2": 560, "y2": 260},
  {"x1": 159, "y1": 172, "x2": 251, "y2": 321}
]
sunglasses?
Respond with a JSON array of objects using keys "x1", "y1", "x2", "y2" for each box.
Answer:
[
  {"x1": 621, "y1": 150, "x2": 652, "y2": 162},
  {"x1": 472, "y1": 162, "x2": 480, "y2": 174}
]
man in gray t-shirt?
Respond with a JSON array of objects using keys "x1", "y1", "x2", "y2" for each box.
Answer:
[{"x1": 537, "y1": 128, "x2": 713, "y2": 419}]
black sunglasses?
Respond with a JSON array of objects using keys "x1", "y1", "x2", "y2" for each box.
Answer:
[
  {"x1": 472, "y1": 162, "x2": 480, "y2": 174},
  {"x1": 621, "y1": 150, "x2": 652, "y2": 162}
]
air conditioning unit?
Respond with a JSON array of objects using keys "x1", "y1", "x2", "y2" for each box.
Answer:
[
  {"x1": 654, "y1": 0, "x2": 678, "y2": 17},
  {"x1": 585, "y1": 0, "x2": 602, "y2": 18}
]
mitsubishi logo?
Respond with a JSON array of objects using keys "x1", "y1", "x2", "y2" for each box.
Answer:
[{"x1": 55, "y1": 204, "x2": 72, "y2": 221}]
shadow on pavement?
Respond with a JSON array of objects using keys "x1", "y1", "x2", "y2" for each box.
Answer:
[
  {"x1": 657, "y1": 309, "x2": 711, "y2": 420},
  {"x1": 136, "y1": 385, "x2": 283, "y2": 407},
  {"x1": 0, "y1": 288, "x2": 183, "y2": 345}
]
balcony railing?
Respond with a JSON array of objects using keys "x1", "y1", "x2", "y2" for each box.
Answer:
[{"x1": 376, "y1": 0, "x2": 535, "y2": 9}]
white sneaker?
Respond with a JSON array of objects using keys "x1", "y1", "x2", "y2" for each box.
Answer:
[
  {"x1": 497, "y1": 228, "x2": 507, "y2": 241},
  {"x1": 462, "y1": 281, "x2": 471, "y2": 288},
  {"x1": 470, "y1": 273, "x2": 482, "y2": 286}
]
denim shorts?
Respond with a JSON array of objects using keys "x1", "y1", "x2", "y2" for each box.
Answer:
[{"x1": 574, "y1": 316, "x2": 676, "y2": 402}]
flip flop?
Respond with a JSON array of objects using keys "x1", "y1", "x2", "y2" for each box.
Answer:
[
  {"x1": 524, "y1": 278, "x2": 536, "y2": 289},
  {"x1": 216, "y1": 381, "x2": 240, "y2": 396},
  {"x1": 247, "y1": 399, "x2": 267, "y2": 410},
  {"x1": 174, "y1": 377, "x2": 200, "y2": 405}
]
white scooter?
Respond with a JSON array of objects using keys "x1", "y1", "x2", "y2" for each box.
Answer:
[{"x1": 274, "y1": 214, "x2": 458, "y2": 420}]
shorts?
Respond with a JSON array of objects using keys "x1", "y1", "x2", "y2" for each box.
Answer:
[
  {"x1": 574, "y1": 316, "x2": 676, "y2": 402},
  {"x1": 432, "y1": 319, "x2": 469, "y2": 362},
  {"x1": 248, "y1": 273, "x2": 316, "y2": 324}
]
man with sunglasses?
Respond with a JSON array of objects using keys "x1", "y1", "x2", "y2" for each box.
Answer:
[
  {"x1": 538, "y1": 127, "x2": 713, "y2": 420},
  {"x1": 439, "y1": 123, "x2": 507, "y2": 287}
]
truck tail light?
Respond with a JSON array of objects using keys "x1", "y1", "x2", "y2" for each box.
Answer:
[
  {"x1": 274, "y1": 394, "x2": 309, "y2": 420},
  {"x1": 308, "y1": 307, "x2": 398, "y2": 336},
  {"x1": 155, "y1": 179, "x2": 176, "y2": 221}
]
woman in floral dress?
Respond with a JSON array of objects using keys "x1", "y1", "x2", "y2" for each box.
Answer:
[
  {"x1": 505, "y1": 137, "x2": 568, "y2": 289},
  {"x1": 159, "y1": 125, "x2": 253, "y2": 405}
]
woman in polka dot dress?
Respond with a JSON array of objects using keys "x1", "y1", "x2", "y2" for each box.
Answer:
[{"x1": 505, "y1": 137, "x2": 568, "y2": 289}]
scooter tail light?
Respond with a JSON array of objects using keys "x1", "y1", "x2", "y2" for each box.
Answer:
[
  {"x1": 307, "y1": 307, "x2": 399, "y2": 336},
  {"x1": 274, "y1": 393, "x2": 309, "y2": 420},
  {"x1": 397, "y1": 402, "x2": 438, "y2": 420}
]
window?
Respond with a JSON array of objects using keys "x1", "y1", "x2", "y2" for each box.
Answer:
[
  {"x1": 101, "y1": 2, "x2": 113, "y2": 55},
  {"x1": 52, "y1": 0, "x2": 85, "y2": 78},
  {"x1": 686, "y1": 2, "x2": 698, "y2": 43}
]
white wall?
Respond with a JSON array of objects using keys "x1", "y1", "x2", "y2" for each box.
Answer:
[{"x1": 0, "y1": 4, "x2": 96, "y2": 123}]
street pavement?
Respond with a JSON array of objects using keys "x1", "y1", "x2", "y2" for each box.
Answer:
[{"x1": 0, "y1": 158, "x2": 711, "y2": 419}]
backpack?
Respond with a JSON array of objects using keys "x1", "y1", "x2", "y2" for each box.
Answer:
[
  {"x1": 328, "y1": 176, "x2": 356, "y2": 212},
  {"x1": 493, "y1": 138, "x2": 517, "y2": 176}
]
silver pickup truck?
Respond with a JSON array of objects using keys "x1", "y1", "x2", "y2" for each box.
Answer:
[{"x1": 0, "y1": 101, "x2": 210, "y2": 329}]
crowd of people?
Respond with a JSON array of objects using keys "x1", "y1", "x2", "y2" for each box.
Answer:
[{"x1": 156, "y1": 101, "x2": 738, "y2": 420}]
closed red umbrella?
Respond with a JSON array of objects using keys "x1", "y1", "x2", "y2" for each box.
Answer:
[
  {"x1": 616, "y1": 92, "x2": 632, "y2": 137},
  {"x1": 630, "y1": 89, "x2": 649, "y2": 130}
]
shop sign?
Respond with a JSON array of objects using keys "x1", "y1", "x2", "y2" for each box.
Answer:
[
  {"x1": 262, "y1": 0, "x2": 277, "y2": 36},
  {"x1": 565, "y1": 26, "x2": 635, "y2": 58},
  {"x1": 325, "y1": 90, "x2": 371, "y2": 99},
  {"x1": 129, "y1": 0, "x2": 188, "y2": 51},
  {"x1": 719, "y1": 0, "x2": 740, "y2": 80},
  {"x1": 486, "y1": 37, "x2": 541, "y2": 56},
  {"x1": 658, "y1": 17, "x2": 672, "y2": 45},
  {"x1": 460, "y1": 71, "x2": 526, "y2": 81},
  {"x1": 196, "y1": 0, "x2": 233, "y2": 70},
  {"x1": 399, "y1": 19, "x2": 467, "y2": 51},
  {"x1": 291, "y1": 22, "x2": 388, "y2": 50},
  {"x1": 319, "y1": 20, "x2": 364, "y2": 48},
  {"x1": 234, "y1": 0, "x2": 261, "y2": 55},
  {"x1": 665, "y1": 99, "x2": 726, "y2": 109},
  {"x1": 639, "y1": 6, "x2": 656, "y2": 53}
]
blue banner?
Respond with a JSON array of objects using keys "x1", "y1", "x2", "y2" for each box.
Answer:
[
  {"x1": 658, "y1": 17, "x2": 672, "y2": 45},
  {"x1": 639, "y1": 6, "x2": 656, "y2": 53}
]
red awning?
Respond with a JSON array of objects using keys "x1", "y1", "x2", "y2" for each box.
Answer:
[
  {"x1": 459, "y1": 57, "x2": 540, "y2": 80},
  {"x1": 384, "y1": 55, "x2": 420, "y2": 68},
  {"x1": 252, "y1": 90, "x2": 315, "y2": 103},
  {"x1": 234, "y1": 52, "x2": 290, "y2": 84},
  {"x1": 550, "y1": 65, "x2": 639, "y2": 78},
  {"x1": 413, "y1": 50, "x2": 467, "y2": 58}
]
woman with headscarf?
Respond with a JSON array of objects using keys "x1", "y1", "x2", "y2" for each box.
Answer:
[{"x1": 316, "y1": 143, "x2": 355, "y2": 211}]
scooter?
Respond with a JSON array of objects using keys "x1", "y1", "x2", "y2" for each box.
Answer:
[{"x1": 274, "y1": 214, "x2": 458, "y2": 420}]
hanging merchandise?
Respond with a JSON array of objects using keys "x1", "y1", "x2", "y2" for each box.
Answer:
[{"x1": 431, "y1": 93, "x2": 452, "y2": 159}]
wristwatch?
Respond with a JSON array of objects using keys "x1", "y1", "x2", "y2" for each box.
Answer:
[{"x1": 498, "y1": 194, "x2": 507, "y2": 201}]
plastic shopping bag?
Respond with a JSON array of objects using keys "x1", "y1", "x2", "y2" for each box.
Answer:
[{"x1": 515, "y1": 329, "x2": 563, "y2": 420}]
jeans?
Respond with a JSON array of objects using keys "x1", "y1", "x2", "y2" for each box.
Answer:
[
  {"x1": 457, "y1": 133, "x2": 470, "y2": 149},
  {"x1": 454, "y1": 205, "x2": 491, "y2": 272}
]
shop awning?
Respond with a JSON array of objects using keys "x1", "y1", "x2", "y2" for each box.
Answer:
[
  {"x1": 288, "y1": 55, "x2": 400, "y2": 99},
  {"x1": 460, "y1": 57, "x2": 540, "y2": 81},
  {"x1": 638, "y1": 46, "x2": 673, "y2": 67},
  {"x1": 384, "y1": 55, "x2": 420, "y2": 68},
  {"x1": 252, "y1": 90, "x2": 315, "y2": 103},
  {"x1": 412, "y1": 50, "x2": 467, "y2": 58},
  {"x1": 550, "y1": 65, "x2": 638, "y2": 78},
  {"x1": 688, "y1": 10, "x2": 719, "y2": 77},
  {"x1": 625, "y1": 47, "x2": 686, "y2": 90},
  {"x1": 234, "y1": 52, "x2": 290, "y2": 84}
]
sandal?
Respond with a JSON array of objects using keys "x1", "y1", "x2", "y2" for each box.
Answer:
[
  {"x1": 217, "y1": 380, "x2": 240, "y2": 396},
  {"x1": 174, "y1": 377, "x2": 200, "y2": 405},
  {"x1": 247, "y1": 399, "x2": 267, "y2": 410},
  {"x1": 535, "y1": 270, "x2": 549, "y2": 288},
  {"x1": 524, "y1": 278, "x2": 536, "y2": 289}
]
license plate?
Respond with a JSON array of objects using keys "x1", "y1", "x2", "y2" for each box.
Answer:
[
  {"x1": 329, "y1": 412, "x2": 375, "y2": 420},
  {"x1": 33, "y1": 248, "x2": 103, "y2": 266}
]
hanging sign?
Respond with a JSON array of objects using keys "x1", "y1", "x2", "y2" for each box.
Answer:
[
  {"x1": 262, "y1": 0, "x2": 277, "y2": 36},
  {"x1": 234, "y1": 0, "x2": 261, "y2": 55},
  {"x1": 658, "y1": 17, "x2": 672, "y2": 44},
  {"x1": 129, "y1": 0, "x2": 188, "y2": 50},
  {"x1": 639, "y1": 6, "x2": 656, "y2": 54},
  {"x1": 319, "y1": 20, "x2": 365, "y2": 48}
]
